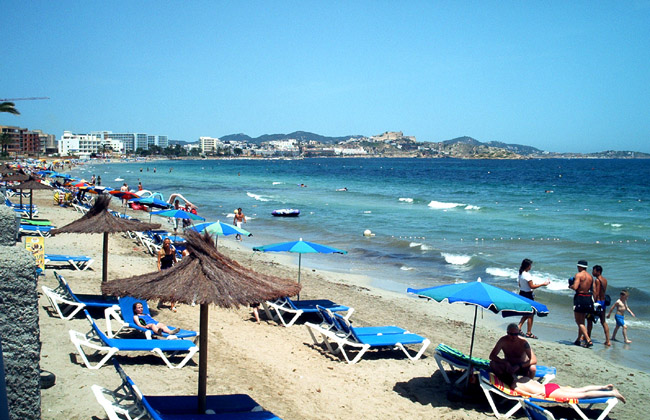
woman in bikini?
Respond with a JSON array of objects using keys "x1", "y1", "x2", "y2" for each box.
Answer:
[
  {"x1": 157, "y1": 238, "x2": 178, "y2": 311},
  {"x1": 512, "y1": 376, "x2": 625, "y2": 403},
  {"x1": 133, "y1": 302, "x2": 180, "y2": 336}
]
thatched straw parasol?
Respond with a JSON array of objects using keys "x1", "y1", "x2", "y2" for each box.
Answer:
[
  {"x1": 51, "y1": 195, "x2": 161, "y2": 283},
  {"x1": 102, "y1": 230, "x2": 301, "y2": 414},
  {"x1": 14, "y1": 176, "x2": 54, "y2": 218}
]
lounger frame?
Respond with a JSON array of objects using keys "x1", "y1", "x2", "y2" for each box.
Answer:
[
  {"x1": 69, "y1": 311, "x2": 198, "y2": 369},
  {"x1": 262, "y1": 297, "x2": 354, "y2": 327}
]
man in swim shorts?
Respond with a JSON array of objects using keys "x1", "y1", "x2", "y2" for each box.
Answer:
[
  {"x1": 489, "y1": 323, "x2": 538, "y2": 386},
  {"x1": 570, "y1": 260, "x2": 594, "y2": 348},
  {"x1": 587, "y1": 265, "x2": 611, "y2": 346}
]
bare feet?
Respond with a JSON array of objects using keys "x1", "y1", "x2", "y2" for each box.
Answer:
[
  {"x1": 613, "y1": 389, "x2": 626, "y2": 403},
  {"x1": 604, "y1": 341, "x2": 611, "y2": 346},
  {"x1": 625, "y1": 339, "x2": 632, "y2": 344}
]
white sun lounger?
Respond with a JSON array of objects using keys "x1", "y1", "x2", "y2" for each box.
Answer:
[
  {"x1": 69, "y1": 310, "x2": 198, "y2": 369},
  {"x1": 44, "y1": 254, "x2": 94, "y2": 271}
]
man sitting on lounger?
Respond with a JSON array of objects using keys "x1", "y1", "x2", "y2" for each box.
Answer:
[
  {"x1": 512, "y1": 376, "x2": 626, "y2": 403},
  {"x1": 489, "y1": 323, "x2": 537, "y2": 385},
  {"x1": 133, "y1": 302, "x2": 180, "y2": 336}
]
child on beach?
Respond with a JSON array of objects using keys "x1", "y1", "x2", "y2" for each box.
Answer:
[
  {"x1": 132, "y1": 302, "x2": 180, "y2": 336},
  {"x1": 607, "y1": 290, "x2": 635, "y2": 343}
]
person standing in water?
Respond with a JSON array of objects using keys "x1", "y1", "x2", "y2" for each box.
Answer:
[
  {"x1": 234, "y1": 208, "x2": 246, "y2": 241},
  {"x1": 516, "y1": 258, "x2": 550, "y2": 339}
]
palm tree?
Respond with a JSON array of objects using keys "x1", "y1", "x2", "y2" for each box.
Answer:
[
  {"x1": 0, "y1": 102, "x2": 20, "y2": 115},
  {"x1": 0, "y1": 133, "x2": 12, "y2": 156}
]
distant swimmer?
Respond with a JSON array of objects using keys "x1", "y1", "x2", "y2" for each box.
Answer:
[
  {"x1": 545, "y1": 190, "x2": 554, "y2": 193},
  {"x1": 169, "y1": 167, "x2": 173, "y2": 173},
  {"x1": 336, "y1": 187, "x2": 348, "y2": 191},
  {"x1": 299, "y1": 183, "x2": 307, "y2": 188}
]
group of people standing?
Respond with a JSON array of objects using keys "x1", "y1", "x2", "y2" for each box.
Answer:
[{"x1": 515, "y1": 258, "x2": 635, "y2": 347}]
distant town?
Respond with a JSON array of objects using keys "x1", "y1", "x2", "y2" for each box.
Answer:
[{"x1": 1, "y1": 124, "x2": 649, "y2": 160}]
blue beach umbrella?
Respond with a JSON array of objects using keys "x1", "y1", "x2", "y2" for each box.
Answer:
[
  {"x1": 407, "y1": 278, "x2": 548, "y2": 386},
  {"x1": 253, "y1": 238, "x2": 347, "y2": 299},
  {"x1": 188, "y1": 221, "x2": 252, "y2": 249},
  {"x1": 131, "y1": 196, "x2": 170, "y2": 221},
  {"x1": 152, "y1": 208, "x2": 205, "y2": 232}
]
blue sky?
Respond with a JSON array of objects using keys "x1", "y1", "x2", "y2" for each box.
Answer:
[{"x1": 3, "y1": 1, "x2": 650, "y2": 152}]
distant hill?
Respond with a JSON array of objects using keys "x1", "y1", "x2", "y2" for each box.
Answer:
[
  {"x1": 441, "y1": 136, "x2": 544, "y2": 156},
  {"x1": 220, "y1": 131, "x2": 364, "y2": 145}
]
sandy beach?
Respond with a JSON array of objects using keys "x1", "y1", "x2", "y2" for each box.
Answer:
[{"x1": 31, "y1": 190, "x2": 647, "y2": 420}]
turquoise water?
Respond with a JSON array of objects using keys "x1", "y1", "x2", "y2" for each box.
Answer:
[{"x1": 71, "y1": 158, "x2": 650, "y2": 370}]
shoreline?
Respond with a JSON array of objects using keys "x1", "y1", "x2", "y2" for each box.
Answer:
[{"x1": 30, "y1": 189, "x2": 648, "y2": 419}]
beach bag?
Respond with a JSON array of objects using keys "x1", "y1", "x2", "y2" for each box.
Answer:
[{"x1": 605, "y1": 294, "x2": 612, "y2": 306}]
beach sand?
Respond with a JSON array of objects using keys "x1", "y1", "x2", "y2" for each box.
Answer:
[{"x1": 32, "y1": 190, "x2": 647, "y2": 419}]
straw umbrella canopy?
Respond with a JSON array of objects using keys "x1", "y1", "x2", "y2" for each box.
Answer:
[
  {"x1": 50, "y1": 195, "x2": 161, "y2": 283},
  {"x1": 14, "y1": 176, "x2": 55, "y2": 218},
  {"x1": 101, "y1": 230, "x2": 301, "y2": 415}
]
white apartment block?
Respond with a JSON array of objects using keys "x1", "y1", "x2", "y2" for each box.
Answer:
[
  {"x1": 60, "y1": 131, "x2": 125, "y2": 155},
  {"x1": 268, "y1": 139, "x2": 298, "y2": 151},
  {"x1": 199, "y1": 136, "x2": 223, "y2": 153}
]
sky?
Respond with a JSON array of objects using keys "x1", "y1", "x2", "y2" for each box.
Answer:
[{"x1": 3, "y1": 1, "x2": 650, "y2": 153}]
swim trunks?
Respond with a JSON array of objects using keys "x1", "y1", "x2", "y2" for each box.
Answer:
[
  {"x1": 615, "y1": 314, "x2": 625, "y2": 327},
  {"x1": 573, "y1": 294, "x2": 594, "y2": 313},
  {"x1": 544, "y1": 383, "x2": 560, "y2": 398},
  {"x1": 519, "y1": 290, "x2": 534, "y2": 300}
]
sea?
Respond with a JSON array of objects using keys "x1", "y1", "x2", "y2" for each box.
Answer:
[{"x1": 69, "y1": 157, "x2": 650, "y2": 372}]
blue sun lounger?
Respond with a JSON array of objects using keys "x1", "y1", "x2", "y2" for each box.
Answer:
[
  {"x1": 92, "y1": 360, "x2": 282, "y2": 419},
  {"x1": 44, "y1": 254, "x2": 94, "y2": 271},
  {"x1": 104, "y1": 296, "x2": 198, "y2": 340},
  {"x1": 306, "y1": 311, "x2": 429, "y2": 364},
  {"x1": 306, "y1": 305, "x2": 410, "y2": 349},
  {"x1": 42, "y1": 272, "x2": 118, "y2": 319},
  {"x1": 69, "y1": 310, "x2": 198, "y2": 369},
  {"x1": 262, "y1": 296, "x2": 354, "y2": 327},
  {"x1": 19, "y1": 223, "x2": 52, "y2": 236}
]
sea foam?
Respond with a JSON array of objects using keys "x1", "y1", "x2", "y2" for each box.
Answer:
[
  {"x1": 246, "y1": 192, "x2": 271, "y2": 202},
  {"x1": 441, "y1": 253, "x2": 472, "y2": 265},
  {"x1": 399, "y1": 197, "x2": 414, "y2": 203},
  {"x1": 428, "y1": 200, "x2": 464, "y2": 209}
]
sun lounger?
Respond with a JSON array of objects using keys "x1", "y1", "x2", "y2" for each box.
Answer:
[
  {"x1": 522, "y1": 400, "x2": 557, "y2": 420},
  {"x1": 307, "y1": 312, "x2": 429, "y2": 364},
  {"x1": 434, "y1": 343, "x2": 556, "y2": 385},
  {"x1": 92, "y1": 360, "x2": 282, "y2": 419},
  {"x1": 20, "y1": 218, "x2": 52, "y2": 226},
  {"x1": 69, "y1": 310, "x2": 198, "y2": 369},
  {"x1": 478, "y1": 370, "x2": 618, "y2": 420},
  {"x1": 105, "y1": 296, "x2": 198, "y2": 340},
  {"x1": 306, "y1": 305, "x2": 409, "y2": 349},
  {"x1": 42, "y1": 272, "x2": 118, "y2": 320},
  {"x1": 44, "y1": 254, "x2": 94, "y2": 271},
  {"x1": 4, "y1": 197, "x2": 37, "y2": 210},
  {"x1": 19, "y1": 223, "x2": 52, "y2": 237},
  {"x1": 262, "y1": 297, "x2": 354, "y2": 327}
]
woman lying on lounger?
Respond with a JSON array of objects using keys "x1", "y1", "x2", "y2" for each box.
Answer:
[
  {"x1": 133, "y1": 302, "x2": 180, "y2": 336},
  {"x1": 512, "y1": 376, "x2": 626, "y2": 403}
]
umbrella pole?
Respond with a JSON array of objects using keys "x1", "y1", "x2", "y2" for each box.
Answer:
[
  {"x1": 465, "y1": 306, "x2": 479, "y2": 388},
  {"x1": 29, "y1": 189, "x2": 33, "y2": 219},
  {"x1": 215, "y1": 235, "x2": 218, "y2": 250},
  {"x1": 297, "y1": 254, "x2": 302, "y2": 300},
  {"x1": 102, "y1": 232, "x2": 109, "y2": 283},
  {"x1": 20, "y1": 189, "x2": 23, "y2": 207},
  {"x1": 198, "y1": 304, "x2": 209, "y2": 414}
]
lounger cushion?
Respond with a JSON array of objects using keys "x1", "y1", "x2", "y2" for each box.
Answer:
[
  {"x1": 144, "y1": 395, "x2": 261, "y2": 414},
  {"x1": 357, "y1": 333, "x2": 427, "y2": 347},
  {"x1": 290, "y1": 299, "x2": 348, "y2": 312}
]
